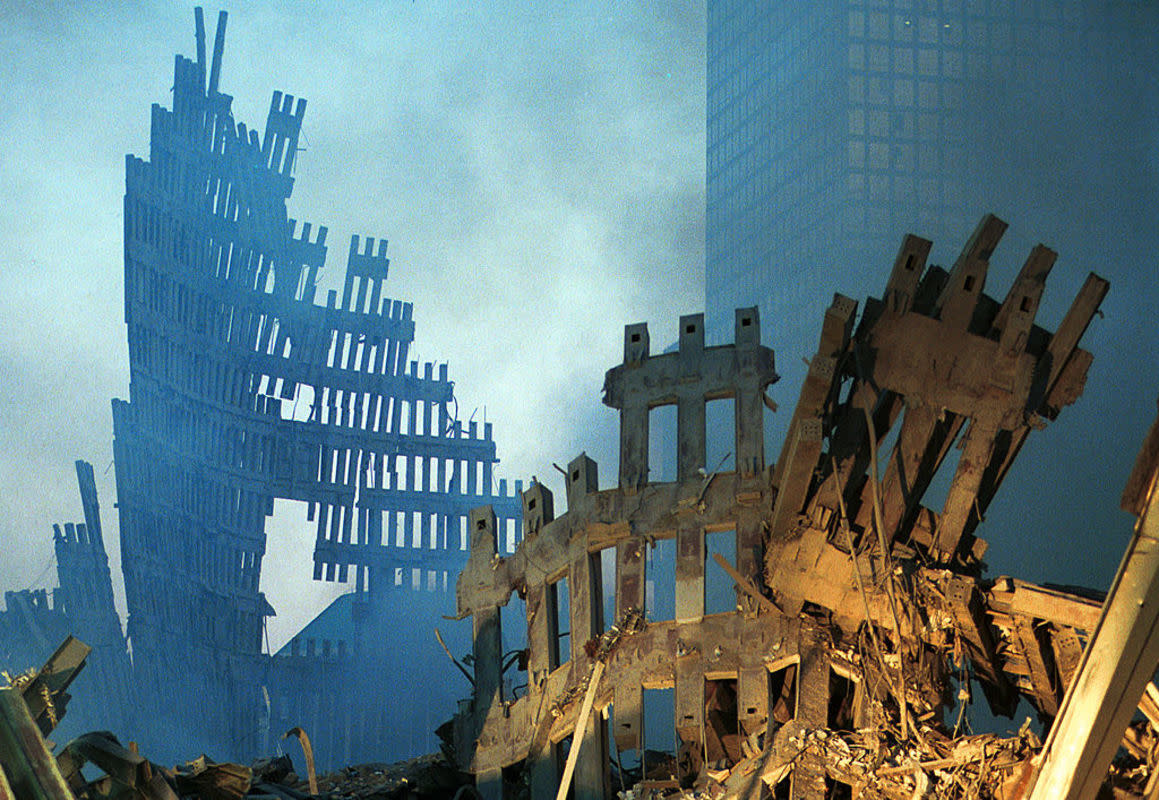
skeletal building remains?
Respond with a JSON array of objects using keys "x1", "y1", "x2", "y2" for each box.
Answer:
[
  {"x1": 0, "y1": 462, "x2": 131, "y2": 742},
  {"x1": 111, "y1": 10, "x2": 521, "y2": 765},
  {"x1": 450, "y1": 216, "x2": 1147, "y2": 798}
]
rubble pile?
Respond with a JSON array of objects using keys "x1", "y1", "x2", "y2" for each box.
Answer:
[
  {"x1": 311, "y1": 757, "x2": 470, "y2": 799},
  {"x1": 5, "y1": 217, "x2": 1159, "y2": 799},
  {"x1": 711, "y1": 723, "x2": 1040, "y2": 799},
  {"x1": 444, "y1": 217, "x2": 1159, "y2": 799},
  {"x1": 0, "y1": 639, "x2": 475, "y2": 800}
]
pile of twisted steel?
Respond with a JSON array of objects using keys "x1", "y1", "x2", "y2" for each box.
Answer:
[{"x1": 451, "y1": 217, "x2": 1159, "y2": 799}]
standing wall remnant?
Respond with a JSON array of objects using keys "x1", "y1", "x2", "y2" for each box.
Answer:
[
  {"x1": 453, "y1": 217, "x2": 1118, "y2": 799},
  {"x1": 0, "y1": 462, "x2": 132, "y2": 743}
]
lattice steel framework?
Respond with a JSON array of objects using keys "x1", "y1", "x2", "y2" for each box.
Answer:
[{"x1": 112, "y1": 9, "x2": 521, "y2": 759}]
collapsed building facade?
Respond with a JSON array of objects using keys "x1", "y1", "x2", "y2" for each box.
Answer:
[
  {"x1": 449, "y1": 216, "x2": 1151, "y2": 798},
  {"x1": 110, "y1": 10, "x2": 521, "y2": 765}
]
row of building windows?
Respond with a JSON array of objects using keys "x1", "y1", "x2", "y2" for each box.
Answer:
[
  {"x1": 848, "y1": 107, "x2": 967, "y2": 141},
  {"x1": 848, "y1": 138, "x2": 968, "y2": 175},
  {"x1": 849, "y1": 1, "x2": 1079, "y2": 42},
  {"x1": 847, "y1": 169, "x2": 967, "y2": 209},
  {"x1": 849, "y1": 72, "x2": 968, "y2": 109}
]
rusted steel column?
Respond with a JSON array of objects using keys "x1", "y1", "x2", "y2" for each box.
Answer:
[
  {"x1": 733, "y1": 307, "x2": 766, "y2": 477},
  {"x1": 620, "y1": 402, "x2": 649, "y2": 492},
  {"x1": 469, "y1": 507, "x2": 503, "y2": 729},
  {"x1": 677, "y1": 391, "x2": 707, "y2": 483},
  {"x1": 616, "y1": 538, "x2": 645, "y2": 623},
  {"x1": 790, "y1": 630, "x2": 829, "y2": 800},
  {"x1": 613, "y1": 538, "x2": 646, "y2": 755}
]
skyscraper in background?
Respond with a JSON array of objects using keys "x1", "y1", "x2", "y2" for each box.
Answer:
[{"x1": 705, "y1": 1, "x2": 1159, "y2": 587}]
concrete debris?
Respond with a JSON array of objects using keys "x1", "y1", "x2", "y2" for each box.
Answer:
[
  {"x1": 0, "y1": 637, "x2": 478, "y2": 800},
  {"x1": 311, "y1": 756, "x2": 471, "y2": 799}
]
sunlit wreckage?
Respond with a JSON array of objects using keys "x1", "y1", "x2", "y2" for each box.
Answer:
[
  {"x1": 5, "y1": 8, "x2": 1159, "y2": 800},
  {"x1": 446, "y1": 218, "x2": 1159, "y2": 800}
]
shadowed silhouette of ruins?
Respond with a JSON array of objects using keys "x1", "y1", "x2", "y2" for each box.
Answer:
[
  {"x1": 0, "y1": 462, "x2": 132, "y2": 743},
  {"x1": 110, "y1": 9, "x2": 521, "y2": 764}
]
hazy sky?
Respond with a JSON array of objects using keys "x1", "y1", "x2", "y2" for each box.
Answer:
[
  {"x1": 0, "y1": 2, "x2": 706, "y2": 646},
  {"x1": 3, "y1": 2, "x2": 1156, "y2": 659}
]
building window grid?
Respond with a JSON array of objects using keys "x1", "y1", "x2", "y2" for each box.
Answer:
[
  {"x1": 846, "y1": 2, "x2": 977, "y2": 239},
  {"x1": 712, "y1": 0, "x2": 1081, "y2": 305}
]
